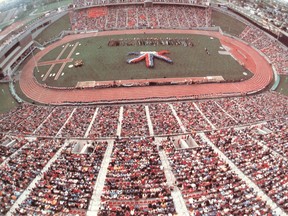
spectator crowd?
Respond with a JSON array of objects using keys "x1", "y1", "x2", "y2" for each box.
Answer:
[
  {"x1": 240, "y1": 26, "x2": 288, "y2": 75},
  {"x1": 160, "y1": 136, "x2": 274, "y2": 215},
  {"x1": 207, "y1": 128, "x2": 288, "y2": 211},
  {"x1": 71, "y1": 5, "x2": 212, "y2": 31},
  {"x1": 15, "y1": 141, "x2": 107, "y2": 215},
  {"x1": 99, "y1": 138, "x2": 176, "y2": 215},
  {"x1": 0, "y1": 91, "x2": 287, "y2": 215},
  {"x1": 0, "y1": 139, "x2": 64, "y2": 214},
  {"x1": 0, "y1": 92, "x2": 287, "y2": 138},
  {"x1": 73, "y1": 0, "x2": 206, "y2": 8}
]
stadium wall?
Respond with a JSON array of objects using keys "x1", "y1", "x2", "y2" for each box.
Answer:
[
  {"x1": 227, "y1": 7, "x2": 288, "y2": 47},
  {"x1": 0, "y1": 12, "x2": 68, "y2": 78}
]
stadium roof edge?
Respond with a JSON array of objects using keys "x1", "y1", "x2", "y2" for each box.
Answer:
[{"x1": 72, "y1": 2, "x2": 208, "y2": 11}]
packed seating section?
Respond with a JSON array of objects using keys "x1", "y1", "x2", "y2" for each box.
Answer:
[
  {"x1": 73, "y1": 0, "x2": 205, "y2": 8},
  {"x1": 60, "y1": 107, "x2": 96, "y2": 138},
  {"x1": 207, "y1": 128, "x2": 288, "y2": 211},
  {"x1": 149, "y1": 103, "x2": 182, "y2": 135},
  {"x1": 240, "y1": 26, "x2": 288, "y2": 75},
  {"x1": 160, "y1": 136, "x2": 273, "y2": 215},
  {"x1": 70, "y1": 5, "x2": 212, "y2": 31},
  {"x1": 15, "y1": 141, "x2": 107, "y2": 215},
  {"x1": 34, "y1": 107, "x2": 74, "y2": 137},
  {"x1": 251, "y1": 122, "x2": 288, "y2": 159},
  {"x1": 99, "y1": 138, "x2": 176, "y2": 215},
  {"x1": 88, "y1": 106, "x2": 119, "y2": 138},
  {"x1": 0, "y1": 139, "x2": 64, "y2": 214},
  {"x1": 0, "y1": 138, "x2": 26, "y2": 164},
  {"x1": 0, "y1": 92, "x2": 287, "y2": 138},
  {"x1": 121, "y1": 105, "x2": 150, "y2": 137},
  {"x1": 0, "y1": 91, "x2": 287, "y2": 214},
  {"x1": 171, "y1": 101, "x2": 212, "y2": 132}
]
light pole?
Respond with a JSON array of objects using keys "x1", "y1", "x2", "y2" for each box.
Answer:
[{"x1": 31, "y1": 46, "x2": 40, "y2": 73}]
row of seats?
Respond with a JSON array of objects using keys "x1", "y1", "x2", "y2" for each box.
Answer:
[
  {"x1": 160, "y1": 136, "x2": 274, "y2": 215},
  {"x1": 15, "y1": 141, "x2": 107, "y2": 215},
  {"x1": 99, "y1": 138, "x2": 176, "y2": 215},
  {"x1": 0, "y1": 139, "x2": 64, "y2": 214},
  {"x1": 239, "y1": 26, "x2": 288, "y2": 75},
  {"x1": 71, "y1": 5, "x2": 212, "y2": 31},
  {"x1": 207, "y1": 128, "x2": 288, "y2": 211},
  {"x1": 0, "y1": 92, "x2": 287, "y2": 138},
  {"x1": 0, "y1": 124, "x2": 287, "y2": 214},
  {"x1": 73, "y1": 0, "x2": 205, "y2": 8}
]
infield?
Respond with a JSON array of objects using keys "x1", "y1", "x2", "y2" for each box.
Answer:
[{"x1": 34, "y1": 33, "x2": 253, "y2": 88}]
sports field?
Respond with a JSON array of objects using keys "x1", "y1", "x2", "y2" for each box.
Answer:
[
  {"x1": 35, "y1": 14, "x2": 71, "y2": 45},
  {"x1": 212, "y1": 10, "x2": 247, "y2": 36},
  {"x1": 35, "y1": 33, "x2": 253, "y2": 87},
  {"x1": 0, "y1": 83, "x2": 18, "y2": 114}
]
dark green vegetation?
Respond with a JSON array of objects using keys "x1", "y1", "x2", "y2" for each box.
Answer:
[
  {"x1": 276, "y1": 75, "x2": 288, "y2": 96},
  {"x1": 35, "y1": 34, "x2": 253, "y2": 87},
  {"x1": 0, "y1": 83, "x2": 19, "y2": 114},
  {"x1": 212, "y1": 10, "x2": 247, "y2": 36},
  {"x1": 35, "y1": 14, "x2": 71, "y2": 45}
]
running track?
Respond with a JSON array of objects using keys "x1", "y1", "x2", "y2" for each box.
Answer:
[{"x1": 20, "y1": 29, "x2": 273, "y2": 104}]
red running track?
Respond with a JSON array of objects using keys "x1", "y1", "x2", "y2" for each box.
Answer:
[{"x1": 20, "y1": 29, "x2": 273, "y2": 104}]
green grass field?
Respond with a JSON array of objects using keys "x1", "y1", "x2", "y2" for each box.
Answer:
[
  {"x1": 35, "y1": 14, "x2": 71, "y2": 45},
  {"x1": 212, "y1": 10, "x2": 247, "y2": 36},
  {"x1": 0, "y1": 83, "x2": 19, "y2": 114},
  {"x1": 276, "y1": 75, "x2": 288, "y2": 96},
  {"x1": 35, "y1": 34, "x2": 252, "y2": 87}
]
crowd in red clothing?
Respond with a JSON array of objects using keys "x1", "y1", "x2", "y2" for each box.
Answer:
[
  {"x1": 60, "y1": 107, "x2": 95, "y2": 138},
  {"x1": 73, "y1": 0, "x2": 205, "y2": 8},
  {"x1": 172, "y1": 101, "x2": 212, "y2": 132},
  {"x1": 70, "y1": 5, "x2": 212, "y2": 31},
  {"x1": 88, "y1": 106, "x2": 119, "y2": 138},
  {"x1": 0, "y1": 139, "x2": 64, "y2": 215},
  {"x1": 15, "y1": 141, "x2": 107, "y2": 215},
  {"x1": 99, "y1": 138, "x2": 176, "y2": 215},
  {"x1": 149, "y1": 103, "x2": 182, "y2": 135},
  {"x1": 207, "y1": 128, "x2": 288, "y2": 211},
  {"x1": 160, "y1": 136, "x2": 274, "y2": 215},
  {"x1": 0, "y1": 138, "x2": 26, "y2": 164},
  {"x1": 34, "y1": 107, "x2": 74, "y2": 137},
  {"x1": 240, "y1": 26, "x2": 288, "y2": 75},
  {"x1": 0, "y1": 104, "x2": 43, "y2": 133},
  {"x1": 121, "y1": 104, "x2": 150, "y2": 137},
  {"x1": 0, "y1": 91, "x2": 287, "y2": 215},
  {"x1": 0, "y1": 92, "x2": 287, "y2": 139}
]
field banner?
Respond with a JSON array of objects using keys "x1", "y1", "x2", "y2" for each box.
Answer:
[{"x1": 88, "y1": 7, "x2": 108, "y2": 18}]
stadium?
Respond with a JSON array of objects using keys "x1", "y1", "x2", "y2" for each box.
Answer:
[{"x1": 0, "y1": 0, "x2": 287, "y2": 215}]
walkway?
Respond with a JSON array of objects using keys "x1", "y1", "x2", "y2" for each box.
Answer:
[
  {"x1": 155, "y1": 137, "x2": 190, "y2": 216},
  {"x1": 87, "y1": 140, "x2": 114, "y2": 215}
]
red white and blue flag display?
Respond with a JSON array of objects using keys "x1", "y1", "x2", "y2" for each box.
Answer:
[{"x1": 127, "y1": 50, "x2": 173, "y2": 68}]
